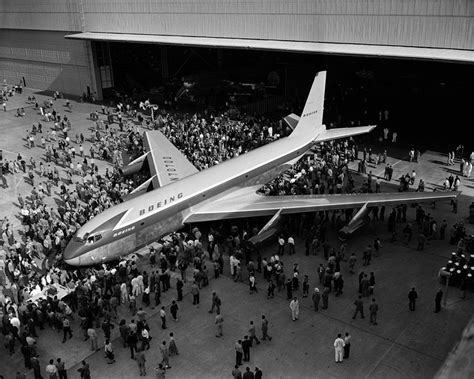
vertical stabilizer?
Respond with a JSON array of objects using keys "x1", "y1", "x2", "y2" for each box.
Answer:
[{"x1": 291, "y1": 71, "x2": 326, "y2": 139}]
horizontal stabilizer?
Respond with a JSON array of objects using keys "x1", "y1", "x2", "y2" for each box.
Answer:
[
  {"x1": 315, "y1": 125, "x2": 376, "y2": 143},
  {"x1": 283, "y1": 113, "x2": 300, "y2": 131}
]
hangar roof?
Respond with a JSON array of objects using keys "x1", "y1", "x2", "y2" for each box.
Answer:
[{"x1": 66, "y1": 32, "x2": 474, "y2": 63}]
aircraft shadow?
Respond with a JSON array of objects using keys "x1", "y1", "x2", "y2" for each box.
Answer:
[
  {"x1": 443, "y1": 167, "x2": 463, "y2": 175},
  {"x1": 429, "y1": 159, "x2": 447, "y2": 166}
]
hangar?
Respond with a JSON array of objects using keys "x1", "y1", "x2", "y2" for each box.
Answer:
[{"x1": 1, "y1": 1, "x2": 472, "y2": 147}]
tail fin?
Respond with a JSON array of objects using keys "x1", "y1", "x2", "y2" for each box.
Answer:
[{"x1": 291, "y1": 71, "x2": 326, "y2": 138}]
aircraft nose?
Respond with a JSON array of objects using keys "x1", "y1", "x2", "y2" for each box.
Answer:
[{"x1": 63, "y1": 239, "x2": 84, "y2": 265}]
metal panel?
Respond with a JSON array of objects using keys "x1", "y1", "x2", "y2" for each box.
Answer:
[
  {"x1": 1, "y1": 0, "x2": 472, "y2": 52},
  {"x1": 0, "y1": 30, "x2": 94, "y2": 96}
]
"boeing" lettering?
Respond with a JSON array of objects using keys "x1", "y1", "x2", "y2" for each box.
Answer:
[
  {"x1": 302, "y1": 110, "x2": 318, "y2": 118},
  {"x1": 139, "y1": 192, "x2": 184, "y2": 216}
]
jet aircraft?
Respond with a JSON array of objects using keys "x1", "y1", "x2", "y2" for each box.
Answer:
[{"x1": 64, "y1": 71, "x2": 458, "y2": 266}]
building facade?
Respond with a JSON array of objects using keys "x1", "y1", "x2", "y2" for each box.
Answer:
[{"x1": 1, "y1": 0, "x2": 472, "y2": 97}]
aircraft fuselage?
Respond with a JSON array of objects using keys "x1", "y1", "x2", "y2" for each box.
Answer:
[{"x1": 64, "y1": 134, "x2": 312, "y2": 265}]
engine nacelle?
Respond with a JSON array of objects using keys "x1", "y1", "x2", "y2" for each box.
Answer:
[
  {"x1": 121, "y1": 153, "x2": 148, "y2": 176},
  {"x1": 248, "y1": 210, "x2": 284, "y2": 247},
  {"x1": 338, "y1": 203, "x2": 371, "y2": 240}
]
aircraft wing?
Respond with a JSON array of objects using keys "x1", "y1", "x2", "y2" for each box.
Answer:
[
  {"x1": 184, "y1": 191, "x2": 459, "y2": 223},
  {"x1": 143, "y1": 130, "x2": 199, "y2": 187}
]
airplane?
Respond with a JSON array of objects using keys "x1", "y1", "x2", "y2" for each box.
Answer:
[{"x1": 64, "y1": 71, "x2": 459, "y2": 266}]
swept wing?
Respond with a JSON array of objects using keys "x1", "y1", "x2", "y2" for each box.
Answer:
[{"x1": 185, "y1": 191, "x2": 459, "y2": 223}]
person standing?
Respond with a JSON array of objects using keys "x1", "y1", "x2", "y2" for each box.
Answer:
[
  {"x1": 104, "y1": 339, "x2": 115, "y2": 364},
  {"x1": 46, "y1": 359, "x2": 58, "y2": 379},
  {"x1": 55, "y1": 358, "x2": 67, "y2": 379},
  {"x1": 209, "y1": 292, "x2": 221, "y2": 313},
  {"x1": 160, "y1": 306, "x2": 167, "y2": 329},
  {"x1": 77, "y1": 360, "x2": 90, "y2": 379},
  {"x1": 290, "y1": 297, "x2": 300, "y2": 321},
  {"x1": 261, "y1": 315, "x2": 272, "y2": 341},
  {"x1": 62, "y1": 317, "x2": 72, "y2": 343},
  {"x1": 348, "y1": 253, "x2": 356, "y2": 273},
  {"x1": 248, "y1": 321, "x2": 260, "y2": 345},
  {"x1": 215, "y1": 311, "x2": 224, "y2": 337},
  {"x1": 302, "y1": 275, "x2": 309, "y2": 297},
  {"x1": 235, "y1": 340, "x2": 243, "y2": 366},
  {"x1": 334, "y1": 334, "x2": 345, "y2": 363},
  {"x1": 249, "y1": 274, "x2": 258, "y2": 294},
  {"x1": 343, "y1": 332, "x2": 351, "y2": 359},
  {"x1": 170, "y1": 300, "x2": 179, "y2": 321},
  {"x1": 176, "y1": 278, "x2": 183, "y2": 301},
  {"x1": 352, "y1": 296, "x2": 365, "y2": 319},
  {"x1": 288, "y1": 235, "x2": 295, "y2": 255},
  {"x1": 31, "y1": 355, "x2": 42, "y2": 379},
  {"x1": 242, "y1": 336, "x2": 251, "y2": 362},
  {"x1": 434, "y1": 288, "x2": 443, "y2": 313},
  {"x1": 127, "y1": 331, "x2": 138, "y2": 359},
  {"x1": 408, "y1": 288, "x2": 418, "y2": 311},
  {"x1": 369, "y1": 272, "x2": 375, "y2": 295},
  {"x1": 191, "y1": 281, "x2": 200, "y2": 305},
  {"x1": 168, "y1": 333, "x2": 179, "y2": 356},
  {"x1": 135, "y1": 347, "x2": 147, "y2": 376},
  {"x1": 286, "y1": 278, "x2": 293, "y2": 299},
  {"x1": 87, "y1": 327, "x2": 98, "y2": 351},
  {"x1": 254, "y1": 367, "x2": 263, "y2": 379},
  {"x1": 322, "y1": 287, "x2": 329, "y2": 309},
  {"x1": 141, "y1": 327, "x2": 150, "y2": 351},
  {"x1": 232, "y1": 365, "x2": 242, "y2": 379},
  {"x1": 369, "y1": 299, "x2": 379, "y2": 325},
  {"x1": 243, "y1": 367, "x2": 255, "y2": 379},
  {"x1": 312, "y1": 288, "x2": 321, "y2": 311},
  {"x1": 160, "y1": 341, "x2": 171, "y2": 369},
  {"x1": 278, "y1": 235, "x2": 285, "y2": 255}
]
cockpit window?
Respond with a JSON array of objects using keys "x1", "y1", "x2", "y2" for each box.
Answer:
[{"x1": 86, "y1": 234, "x2": 102, "y2": 244}]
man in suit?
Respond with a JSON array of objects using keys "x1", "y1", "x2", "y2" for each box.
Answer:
[
  {"x1": 408, "y1": 288, "x2": 418, "y2": 311},
  {"x1": 242, "y1": 336, "x2": 251, "y2": 362}
]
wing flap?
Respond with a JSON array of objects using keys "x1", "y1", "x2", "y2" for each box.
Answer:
[
  {"x1": 144, "y1": 131, "x2": 198, "y2": 187},
  {"x1": 185, "y1": 191, "x2": 459, "y2": 223}
]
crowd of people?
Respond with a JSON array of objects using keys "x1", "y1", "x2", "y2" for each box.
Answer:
[
  {"x1": 1, "y1": 78, "x2": 473, "y2": 378},
  {"x1": 0, "y1": 85, "x2": 293, "y2": 378}
]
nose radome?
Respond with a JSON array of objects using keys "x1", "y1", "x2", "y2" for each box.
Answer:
[
  {"x1": 64, "y1": 256, "x2": 80, "y2": 266},
  {"x1": 63, "y1": 239, "x2": 84, "y2": 262}
]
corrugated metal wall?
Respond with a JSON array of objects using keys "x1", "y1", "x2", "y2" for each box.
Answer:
[
  {"x1": 0, "y1": 30, "x2": 93, "y2": 95},
  {"x1": 2, "y1": 0, "x2": 472, "y2": 49},
  {"x1": 0, "y1": 0, "x2": 471, "y2": 95},
  {"x1": 0, "y1": 0, "x2": 81, "y2": 32}
]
